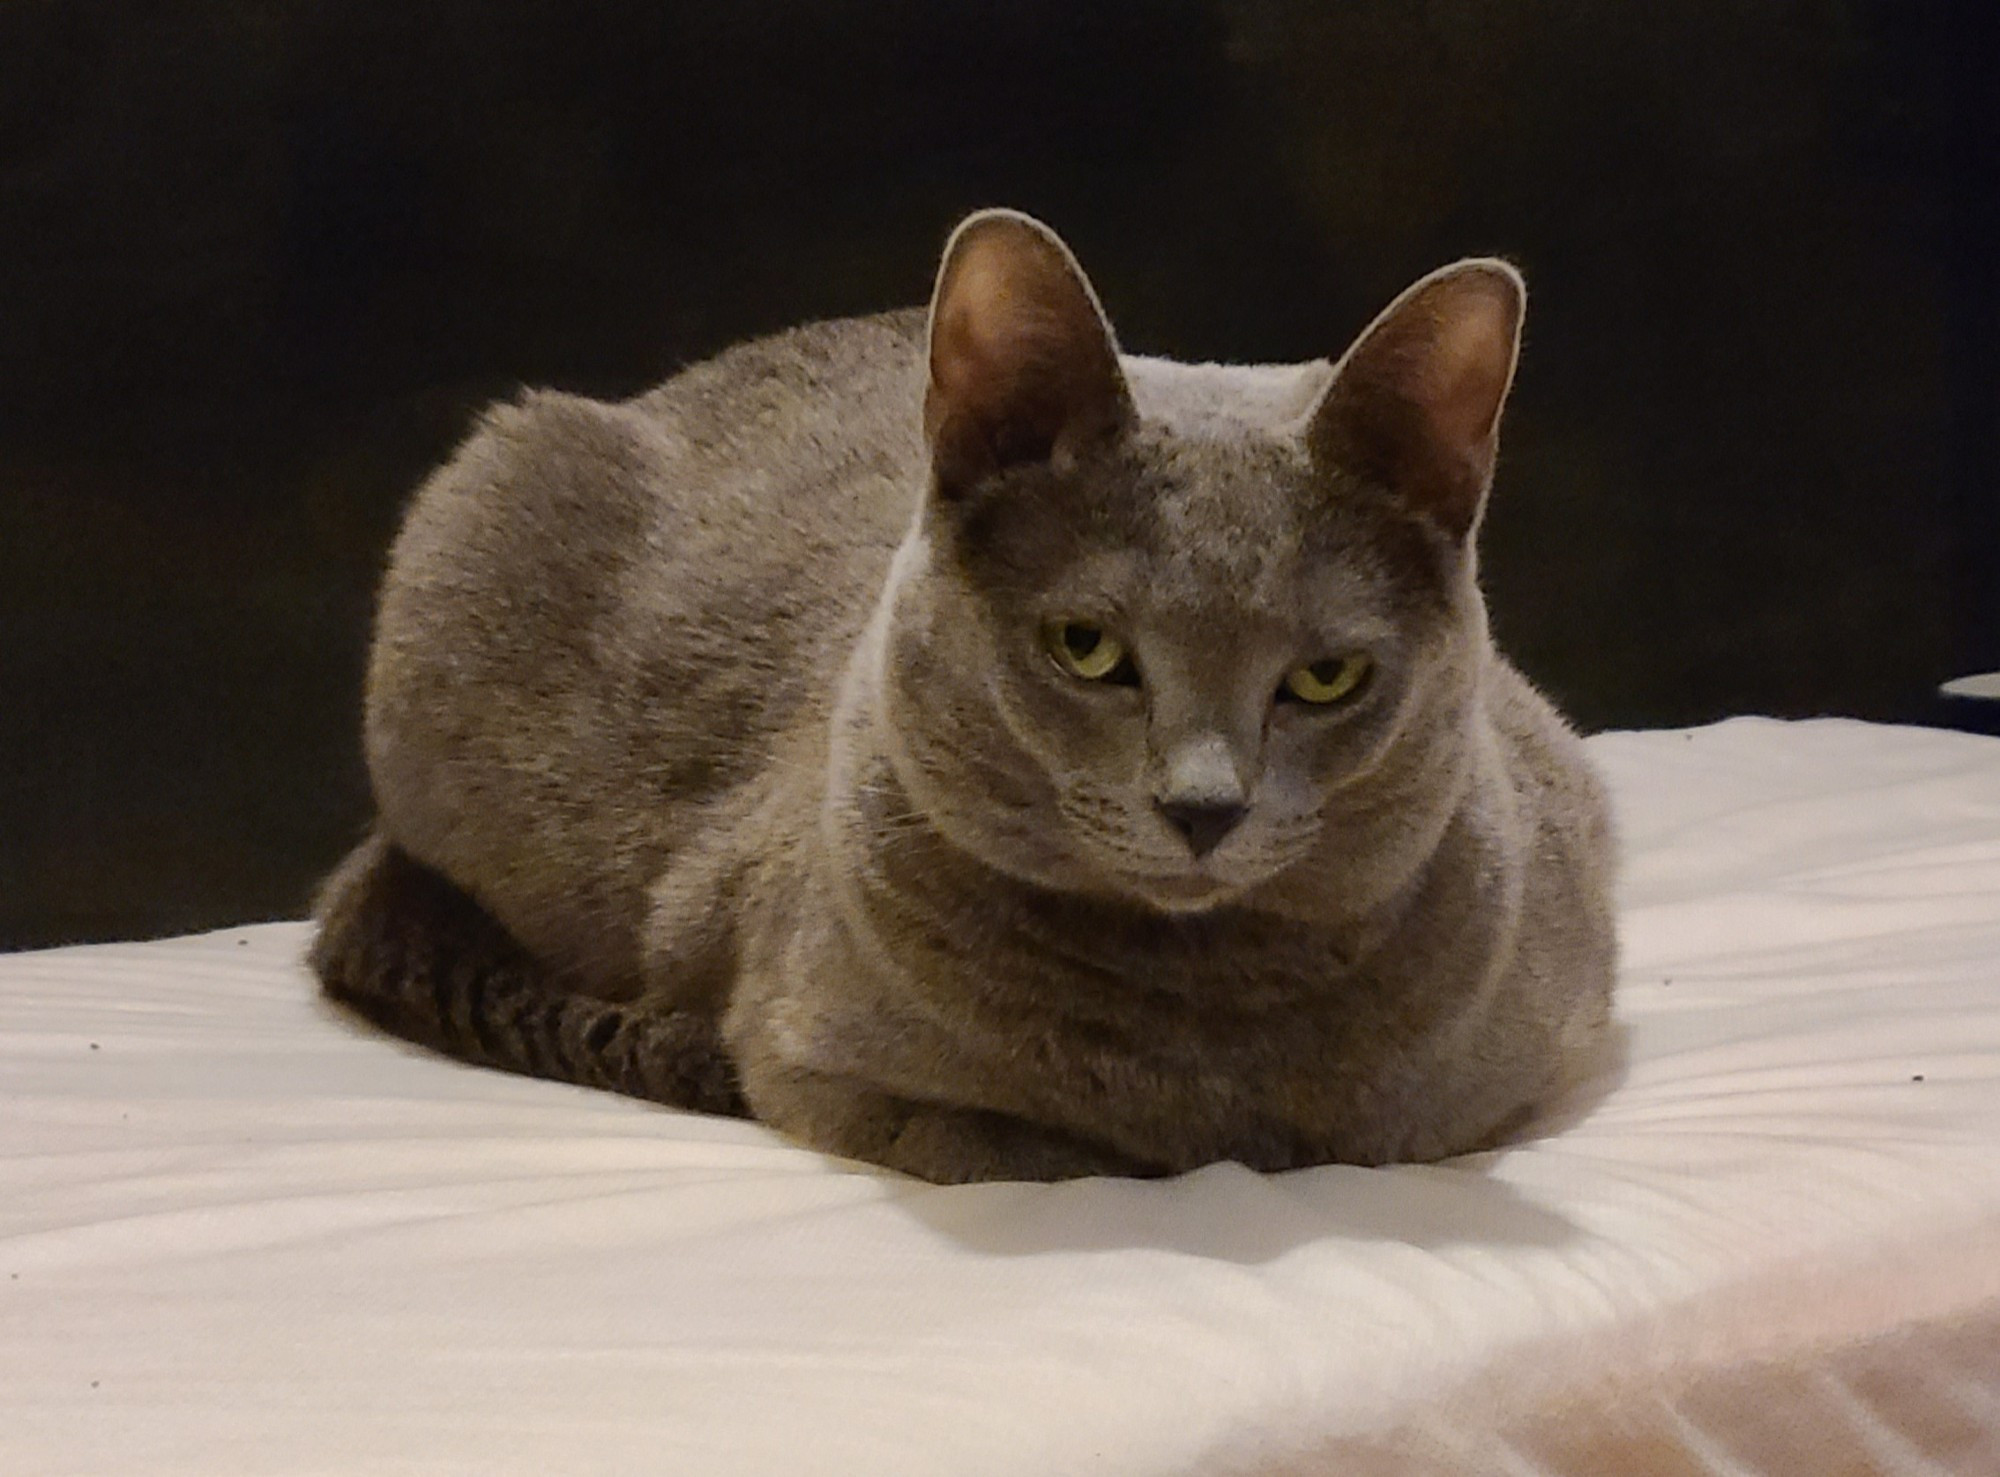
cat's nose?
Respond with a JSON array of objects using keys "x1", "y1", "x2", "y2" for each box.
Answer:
[{"x1": 1157, "y1": 799, "x2": 1247, "y2": 859}]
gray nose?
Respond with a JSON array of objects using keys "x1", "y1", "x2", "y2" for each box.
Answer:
[{"x1": 1157, "y1": 799, "x2": 1247, "y2": 859}]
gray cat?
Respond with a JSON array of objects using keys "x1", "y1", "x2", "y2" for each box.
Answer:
[{"x1": 311, "y1": 209, "x2": 1617, "y2": 1183}]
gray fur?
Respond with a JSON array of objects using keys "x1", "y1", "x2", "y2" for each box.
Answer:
[{"x1": 312, "y1": 209, "x2": 1617, "y2": 1183}]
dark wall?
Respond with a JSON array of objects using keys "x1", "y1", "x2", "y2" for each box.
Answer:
[{"x1": 3, "y1": 0, "x2": 1993, "y2": 949}]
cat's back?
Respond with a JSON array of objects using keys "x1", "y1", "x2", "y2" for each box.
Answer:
[
  {"x1": 366, "y1": 308, "x2": 929, "y2": 987},
  {"x1": 627, "y1": 307, "x2": 930, "y2": 556},
  {"x1": 405, "y1": 307, "x2": 925, "y2": 608}
]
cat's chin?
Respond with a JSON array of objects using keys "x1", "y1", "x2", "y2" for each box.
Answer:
[{"x1": 1126, "y1": 872, "x2": 1243, "y2": 916}]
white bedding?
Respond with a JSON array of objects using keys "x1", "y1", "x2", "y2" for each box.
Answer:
[{"x1": 5, "y1": 718, "x2": 1999, "y2": 1475}]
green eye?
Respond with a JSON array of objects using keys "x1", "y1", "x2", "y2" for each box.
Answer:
[
  {"x1": 1282, "y1": 654, "x2": 1373, "y2": 705},
  {"x1": 1046, "y1": 621, "x2": 1130, "y2": 682}
]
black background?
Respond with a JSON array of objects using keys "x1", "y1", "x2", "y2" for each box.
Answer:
[{"x1": 4, "y1": 0, "x2": 1995, "y2": 949}]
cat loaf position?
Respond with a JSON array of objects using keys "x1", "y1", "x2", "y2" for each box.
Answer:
[{"x1": 312, "y1": 208, "x2": 1617, "y2": 1183}]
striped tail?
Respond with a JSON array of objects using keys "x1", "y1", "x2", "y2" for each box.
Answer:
[{"x1": 309, "y1": 833, "x2": 744, "y2": 1117}]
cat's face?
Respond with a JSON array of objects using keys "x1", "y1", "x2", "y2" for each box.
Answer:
[
  {"x1": 879, "y1": 210, "x2": 1520, "y2": 914},
  {"x1": 885, "y1": 419, "x2": 1474, "y2": 913}
]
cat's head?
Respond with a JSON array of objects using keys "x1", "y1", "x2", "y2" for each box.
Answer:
[{"x1": 878, "y1": 209, "x2": 1523, "y2": 914}]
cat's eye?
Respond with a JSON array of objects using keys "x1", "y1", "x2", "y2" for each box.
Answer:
[
  {"x1": 1281, "y1": 654, "x2": 1373, "y2": 706},
  {"x1": 1045, "y1": 621, "x2": 1134, "y2": 684}
]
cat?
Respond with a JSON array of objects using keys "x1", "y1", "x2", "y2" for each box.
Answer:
[{"x1": 311, "y1": 208, "x2": 1618, "y2": 1183}]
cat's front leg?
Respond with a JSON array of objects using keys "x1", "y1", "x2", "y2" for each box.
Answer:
[{"x1": 744, "y1": 1062, "x2": 1152, "y2": 1184}]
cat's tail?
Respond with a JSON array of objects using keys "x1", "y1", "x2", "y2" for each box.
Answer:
[{"x1": 309, "y1": 832, "x2": 745, "y2": 1116}]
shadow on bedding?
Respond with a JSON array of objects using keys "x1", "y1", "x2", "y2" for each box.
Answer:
[{"x1": 897, "y1": 1157, "x2": 1583, "y2": 1262}]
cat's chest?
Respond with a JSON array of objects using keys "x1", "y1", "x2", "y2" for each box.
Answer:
[
  {"x1": 956, "y1": 957, "x2": 1380, "y2": 1139},
  {"x1": 779, "y1": 905, "x2": 1413, "y2": 1165}
]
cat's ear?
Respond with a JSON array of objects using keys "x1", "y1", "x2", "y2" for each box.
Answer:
[
  {"x1": 924, "y1": 209, "x2": 1133, "y2": 496},
  {"x1": 1307, "y1": 259, "x2": 1525, "y2": 543}
]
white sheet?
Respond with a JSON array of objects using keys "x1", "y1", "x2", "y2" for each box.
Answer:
[{"x1": 5, "y1": 718, "x2": 1999, "y2": 1476}]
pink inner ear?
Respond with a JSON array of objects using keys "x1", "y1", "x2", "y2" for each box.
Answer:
[
  {"x1": 929, "y1": 244, "x2": 1024, "y2": 410},
  {"x1": 1414, "y1": 283, "x2": 1519, "y2": 460},
  {"x1": 924, "y1": 214, "x2": 1130, "y2": 488},
  {"x1": 1311, "y1": 262, "x2": 1523, "y2": 541}
]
